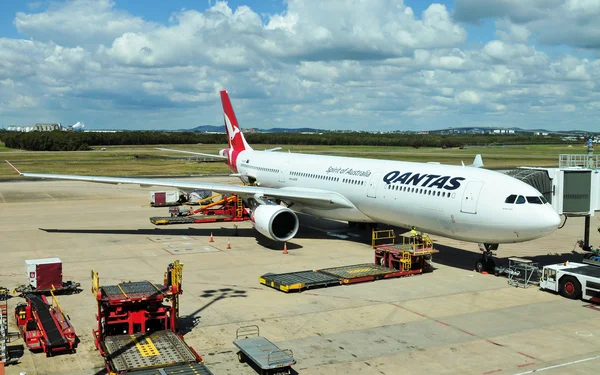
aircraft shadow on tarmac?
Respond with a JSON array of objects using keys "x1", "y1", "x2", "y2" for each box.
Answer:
[{"x1": 38, "y1": 213, "x2": 586, "y2": 270}]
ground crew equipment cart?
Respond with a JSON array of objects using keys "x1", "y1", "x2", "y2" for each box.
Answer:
[{"x1": 233, "y1": 325, "x2": 296, "y2": 375}]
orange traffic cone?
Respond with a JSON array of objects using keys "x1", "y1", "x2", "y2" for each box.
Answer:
[
  {"x1": 283, "y1": 242, "x2": 288, "y2": 254},
  {"x1": 209, "y1": 233, "x2": 214, "y2": 242},
  {"x1": 227, "y1": 239, "x2": 231, "y2": 249}
]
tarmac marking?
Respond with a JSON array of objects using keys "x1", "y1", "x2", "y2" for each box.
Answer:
[
  {"x1": 482, "y1": 369, "x2": 502, "y2": 374},
  {"x1": 434, "y1": 320, "x2": 450, "y2": 326},
  {"x1": 0, "y1": 192, "x2": 5, "y2": 203},
  {"x1": 457, "y1": 328, "x2": 477, "y2": 337},
  {"x1": 517, "y1": 363, "x2": 535, "y2": 368},
  {"x1": 512, "y1": 354, "x2": 600, "y2": 375},
  {"x1": 517, "y1": 352, "x2": 536, "y2": 360}
]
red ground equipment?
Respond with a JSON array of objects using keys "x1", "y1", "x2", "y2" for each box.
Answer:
[
  {"x1": 14, "y1": 288, "x2": 78, "y2": 356},
  {"x1": 150, "y1": 193, "x2": 251, "y2": 225},
  {"x1": 91, "y1": 261, "x2": 213, "y2": 374}
]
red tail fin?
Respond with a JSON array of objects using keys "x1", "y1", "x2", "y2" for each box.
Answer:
[{"x1": 220, "y1": 90, "x2": 252, "y2": 153}]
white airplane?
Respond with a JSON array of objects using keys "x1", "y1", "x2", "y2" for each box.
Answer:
[{"x1": 5, "y1": 90, "x2": 561, "y2": 270}]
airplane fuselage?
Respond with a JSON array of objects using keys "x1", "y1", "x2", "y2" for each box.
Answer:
[{"x1": 235, "y1": 149, "x2": 560, "y2": 244}]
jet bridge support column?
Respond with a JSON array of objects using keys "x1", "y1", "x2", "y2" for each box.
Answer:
[{"x1": 583, "y1": 215, "x2": 591, "y2": 251}]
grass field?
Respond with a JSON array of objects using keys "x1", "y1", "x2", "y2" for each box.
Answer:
[{"x1": 0, "y1": 143, "x2": 590, "y2": 179}]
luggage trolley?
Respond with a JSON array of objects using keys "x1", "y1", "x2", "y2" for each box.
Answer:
[{"x1": 233, "y1": 325, "x2": 296, "y2": 375}]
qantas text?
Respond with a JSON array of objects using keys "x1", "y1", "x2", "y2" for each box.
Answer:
[{"x1": 383, "y1": 171, "x2": 465, "y2": 191}]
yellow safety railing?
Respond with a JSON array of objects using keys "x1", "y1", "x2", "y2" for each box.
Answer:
[
  {"x1": 400, "y1": 234, "x2": 434, "y2": 254},
  {"x1": 50, "y1": 285, "x2": 66, "y2": 324},
  {"x1": 171, "y1": 260, "x2": 184, "y2": 291},
  {"x1": 372, "y1": 229, "x2": 396, "y2": 248},
  {"x1": 401, "y1": 251, "x2": 411, "y2": 271},
  {"x1": 236, "y1": 195, "x2": 243, "y2": 218},
  {"x1": 91, "y1": 270, "x2": 99, "y2": 296}
]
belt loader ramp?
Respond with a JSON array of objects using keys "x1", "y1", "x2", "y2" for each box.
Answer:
[
  {"x1": 150, "y1": 193, "x2": 250, "y2": 225},
  {"x1": 91, "y1": 261, "x2": 214, "y2": 374}
]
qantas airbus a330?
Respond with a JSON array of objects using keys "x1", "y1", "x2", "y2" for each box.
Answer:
[{"x1": 5, "y1": 90, "x2": 561, "y2": 255}]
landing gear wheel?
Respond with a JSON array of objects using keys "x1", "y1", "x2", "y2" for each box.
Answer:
[
  {"x1": 475, "y1": 259, "x2": 486, "y2": 273},
  {"x1": 237, "y1": 351, "x2": 246, "y2": 363},
  {"x1": 560, "y1": 276, "x2": 581, "y2": 300},
  {"x1": 486, "y1": 258, "x2": 496, "y2": 272}
]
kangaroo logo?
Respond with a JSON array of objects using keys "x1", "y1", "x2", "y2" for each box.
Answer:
[{"x1": 224, "y1": 114, "x2": 241, "y2": 143}]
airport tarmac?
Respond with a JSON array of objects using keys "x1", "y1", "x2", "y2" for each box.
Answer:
[{"x1": 1, "y1": 178, "x2": 600, "y2": 375}]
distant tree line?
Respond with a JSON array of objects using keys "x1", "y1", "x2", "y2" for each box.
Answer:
[{"x1": 0, "y1": 130, "x2": 568, "y2": 151}]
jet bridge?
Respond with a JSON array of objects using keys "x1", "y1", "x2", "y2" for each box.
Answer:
[{"x1": 508, "y1": 154, "x2": 600, "y2": 250}]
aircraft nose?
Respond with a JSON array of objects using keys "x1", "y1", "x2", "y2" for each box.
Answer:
[{"x1": 539, "y1": 208, "x2": 561, "y2": 234}]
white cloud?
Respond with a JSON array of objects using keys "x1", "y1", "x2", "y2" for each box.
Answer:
[
  {"x1": 455, "y1": 0, "x2": 600, "y2": 50},
  {"x1": 0, "y1": 0, "x2": 599, "y2": 131}
]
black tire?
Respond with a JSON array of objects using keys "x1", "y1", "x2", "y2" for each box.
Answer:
[
  {"x1": 486, "y1": 258, "x2": 496, "y2": 272},
  {"x1": 560, "y1": 276, "x2": 582, "y2": 300},
  {"x1": 237, "y1": 351, "x2": 245, "y2": 363},
  {"x1": 475, "y1": 259, "x2": 486, "y2": 273}
]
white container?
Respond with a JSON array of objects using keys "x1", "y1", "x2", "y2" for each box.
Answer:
[
  {"x1": 26, "y1": 258, "x2": 63, "y2": 290},
  {"x1": 150, "y1": 191, "x2": 180, "y2": 205}
]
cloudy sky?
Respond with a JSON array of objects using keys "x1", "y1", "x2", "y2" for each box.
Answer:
[{"x1": 1, "y1": 0, "x2": 599, "y2": 132}]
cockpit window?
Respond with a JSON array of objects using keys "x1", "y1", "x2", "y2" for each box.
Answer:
[
  {"x1": 516, "y1": 195, "x2": 526, "y2": 204},
  {"x1": 539, "y1": 196, "x2": 548, "y2": 204},
  {"x1": 526, "y1": 196, "x2": 543, "y2": 204},
  {"x1": 505, "y1": 194, "x2": 517, "y2": 204}
]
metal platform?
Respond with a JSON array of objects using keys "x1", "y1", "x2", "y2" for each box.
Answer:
[
  {"x1": 127, "y1": 363, "x2": 214, "y2": 375},
  {"x1": 233, "y1": 325, "x2": 295, "y2": 371},
  {"x1": 101, "y1": 281, "x2": 166, "y2": 301},
  {"x1": 317, "y1": 263, "x2": 404, "y2": 282},
  {"x1": 104, "y1": 330, "x2": 198, "y2": 373},
  {"x1": 259, "y1": 271, "x2": 340, "y2": 292},
  {"x1": 260, "y1": 263, "x2": 421, "y2": 293}
]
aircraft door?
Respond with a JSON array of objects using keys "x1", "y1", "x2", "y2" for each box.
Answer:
[
  {"x1": 460, "y1": 181, "x2": 484, "y2": 214},
  {"x1": 367, "y1": 172, "x2": 382, "y2": 198}
]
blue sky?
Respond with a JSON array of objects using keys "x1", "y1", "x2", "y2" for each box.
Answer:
[{"x1": 1, "y1": 0, "x2": 599, "y2": 132}]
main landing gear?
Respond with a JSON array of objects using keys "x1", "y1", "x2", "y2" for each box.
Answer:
[
  {"x1": 475, "y1": 243, "x2": 498, "y2": 273},
  {"x1": 348, "y1": 221, "x2": 378, "y2": 231}
]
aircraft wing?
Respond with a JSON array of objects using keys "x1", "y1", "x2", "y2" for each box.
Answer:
[
  {"x1": 5, "y1": 161, "x2": 354, "y2": 209},
  {"x1": 155, "y1": 148, "x2": 227, "y2": 159}
]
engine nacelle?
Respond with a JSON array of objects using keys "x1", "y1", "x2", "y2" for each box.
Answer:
[{"x1": 252, "y1": 204, "x2": 299, "y2": 242}]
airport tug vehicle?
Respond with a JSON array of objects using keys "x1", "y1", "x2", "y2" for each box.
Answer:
[
  {"x1": 540, "y1": 261, "x2": 600, "y2": 303},
  {"x1": 91, "y1": 261, "x2": 214, "y2": 374},
  {"x1": 14, "y1": 288, "x2": 78, "y2": 356}
]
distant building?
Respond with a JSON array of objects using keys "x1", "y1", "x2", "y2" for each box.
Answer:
[{"x1": 7, "y1": 123, "x2": 62, "y2": 132}]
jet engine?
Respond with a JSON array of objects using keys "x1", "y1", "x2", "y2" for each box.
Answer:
[{"x1": 251, "y1": 204, "x2": 299, "y2": 242}]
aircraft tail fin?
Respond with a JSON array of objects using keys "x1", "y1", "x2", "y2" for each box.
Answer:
[
  {"x1": 461, "y1": 154, "x2": 484, "y2": 168},
  {"x1": 471, "y1": 154, "x2": 484, "y2": 168},
  {"x1": 220, "y1": 90, "x2": 252, "y2": 153}
]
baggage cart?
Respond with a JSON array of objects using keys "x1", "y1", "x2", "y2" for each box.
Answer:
[{"x1": 233, "y1": 325, "x2": 295, "y2": 375}]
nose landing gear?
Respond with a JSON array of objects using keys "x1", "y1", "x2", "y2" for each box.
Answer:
[{"x1": 475, "y1": 243, "x2": 498, "y2": 273}]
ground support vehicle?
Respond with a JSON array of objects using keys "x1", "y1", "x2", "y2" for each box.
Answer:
[
  {"x1": 540, "y1": 261, "x2": 600, "y2": 302},
  {"x1": 150, "y1": 193, "x2": 250, "y2": 225},
  {"x1": 260, "y1": 241, "x2": 437, "y2": 293},
  {"x1": 14, "y1": 289, "x2": 78, "y2": 356},
  {"x1": 91, "y1": 261, "x2": 214, "y2": 374},
  {"x1": 234, "y1": 325, "x2": 296, "y2": 375},
  {"x1": 582, "y1": 248, "x2": 600, "y2": 267},
  {"x1": 13, "y1": 281, "x2": 81, "y2": 297}
]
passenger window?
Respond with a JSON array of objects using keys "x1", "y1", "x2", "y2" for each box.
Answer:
[
  {"x1": 516, "y1": 195, "x2": 526, "y2": 204},
  {"x1": 526, "y1": 196, "x2": 542, "y2": 204},
  {"x1": 505, "y1": 194, "x2": 517, "y2": 204}
]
